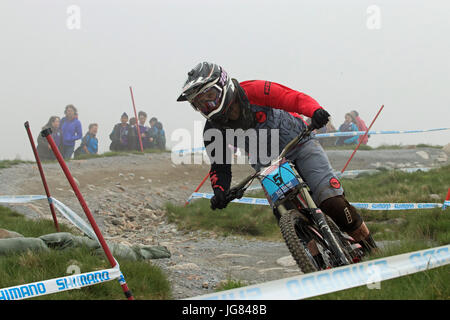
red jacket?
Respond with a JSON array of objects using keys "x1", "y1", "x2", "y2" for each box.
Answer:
[
  {"x1": 240, "y1": 80, "x2": 323, "y2": 121},
  {"x1": 355, "y1": 116, "x2": 369, "y2": 145}
]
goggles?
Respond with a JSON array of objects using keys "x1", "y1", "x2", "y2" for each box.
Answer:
[{"x1": 191, "y1": 85, "x2": 223, "y2": 116}]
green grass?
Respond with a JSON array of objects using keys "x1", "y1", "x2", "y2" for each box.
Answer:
[
  {"x1": 0, "y1": 160, "x2": 32, "y2": 169},
  {"x1": 215, "y1": 279, "x2": 246, "y2": 292},
  {"x1": 0, "y1": 205, "x2": 172, "y2": 300},
  {"x1": 166, "y1": 200, "x2": 279, "y2": 239},
  {"x1": 73, "y1": 149, "x2": 169, "y2": 160}
]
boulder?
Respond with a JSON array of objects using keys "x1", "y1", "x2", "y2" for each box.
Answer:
[
  {"x1": 0, "y1": 237, "x2": 49, "y2": 255},
  {"x1": 133, "y1": 245, "x2": 171, "y2": 260},
  {"x1": 0, "y1": 229, "x2": 24, "y2": 239}
]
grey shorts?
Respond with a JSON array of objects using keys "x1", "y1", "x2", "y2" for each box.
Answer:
[{"x1": 291, "y1": 138, "x2": 343, "y2": 205}]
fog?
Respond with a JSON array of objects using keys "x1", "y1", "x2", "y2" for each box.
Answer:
[{"x1": 0, "y1": 0, "x2": 449, "y2": 161}]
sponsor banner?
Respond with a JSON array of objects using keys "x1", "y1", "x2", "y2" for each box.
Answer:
[
  {"x1": 188, "y1": 192, "x2": 446, "y2": 210},
  {"x1": 187, "y1": 244, "x2": 450, "y2": 300},
  {"x1": 0, "y1": 266, "x2": 122, "y2": 300}
]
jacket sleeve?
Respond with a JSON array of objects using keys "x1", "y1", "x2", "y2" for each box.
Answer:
[
  {"x1": 73, "y1": 120, "x2": 83, "y2": 142},
  {"x1": 240, "y1": 80, "x2": 323, "y2": 117},
  {"x1": 203, "y1": 121, "x2": 232, "y2": 192}
]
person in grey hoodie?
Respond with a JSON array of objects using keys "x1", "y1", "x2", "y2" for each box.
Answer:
[{"x1": 60, "y1": 104, "x2": 82, "y2": 159}]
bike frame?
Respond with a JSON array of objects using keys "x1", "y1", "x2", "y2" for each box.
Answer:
[{"x1": 227, "y1": 125, "x2": 350, "y2": 267}]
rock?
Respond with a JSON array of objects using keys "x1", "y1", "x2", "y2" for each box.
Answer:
[
  {"x1": 0, "y1": 229, "x2": 24, "y2": 239},
  {"x1": 276, "y1": 255, "x2": 296, "y2": 267},
  {"x1": 216, "y1": 253, "x2": 250, "y2": 259},
  {"x1": 147, "y1": 179, "x2": 153, "y2": 183},
  {"x1": 140, "y1": 176, "x2": 145, "y2": 180},
  {"x1": 436, "y1": 153, "x2": 448, "y2": 163},
  {"x1": 443, "y1": 143, "x2": 450, "y2": 155},
  {"x1": 258, "y1": 267, "x2": 285, "y2": 273},
  {"x1": 256, "y1": 260, "x2": 265, "y2": 265},
  {"x1": 119, "y1": 173, "x2": 124, "y2": 177},
  {"x1": 429, "y1": 194, "x2": 441, "y2": 200},
  {"x1": 168, "y1": 263, "x2": 200, "y2": 271},
  {"x1": 202, "y1": 282, "x2": 209, "y2": 289},
  {"x1": 111, "y1": 218, "x2": 123, "y2": 226},
  {"x1": 416, "y1": 151, "x2": 429, "y2": 160}
]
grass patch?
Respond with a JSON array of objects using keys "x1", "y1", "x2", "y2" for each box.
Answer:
[
  {"x1": 73, "y1": 149, "x2": 169, "y2": 160},
  {"x1": 0, "y1": 205, "x2": 172, "y2": 300},
  {"x1": 0, "y1": 160, "x2": 32, "y2": 170},
  {"x1": 215, "y1": 279, "x2": 246, "y2": 292},
  {"x1": 166, "y1": 201, "x2": 279, "y2": 239},
  {"x1": 0, "y1": 206, "x2": 76, "y2": 237}
]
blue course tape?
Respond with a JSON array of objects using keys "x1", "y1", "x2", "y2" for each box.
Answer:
[
  {"x1": 172, "y1": 127, "x2": 450, "y2": 154},
  {"x1": 189, "y1": 192, "x2": 447, "y2": 210}
]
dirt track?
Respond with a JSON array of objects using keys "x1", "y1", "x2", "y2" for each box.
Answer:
[{"x1": 0, "y1": 147, "x2": 448, "y2": 298}]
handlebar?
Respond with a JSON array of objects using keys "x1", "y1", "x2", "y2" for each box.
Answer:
[{"x1": 224, "y1": 124, "x2": 315, "y2": 203}]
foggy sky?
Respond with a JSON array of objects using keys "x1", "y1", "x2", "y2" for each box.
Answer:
[{"x1": 0, "y1": 0, "x2": 449, "y2": 161}]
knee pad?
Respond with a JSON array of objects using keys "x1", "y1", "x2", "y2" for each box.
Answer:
[{"x1": 319, "y1": 195, "x2": 362, "y2": 233}]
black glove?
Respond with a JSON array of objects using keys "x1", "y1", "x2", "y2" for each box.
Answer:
[
  {"x1": 210, "y1": 187, "x2": 228, "y2": 210},
  {"x1": 311, "y1": 109, "x2": 330, "y2": 129}
]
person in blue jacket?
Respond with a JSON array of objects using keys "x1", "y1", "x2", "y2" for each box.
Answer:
[
  {"x1": 60, "y1": 104, "x2": 82, "y2": 159},
  {"x1": 75, "y1": 123, "x2": 99, "y2": 156},
  {"x1": 335, "y1": 113, "x2": 359, "y2": 146}
]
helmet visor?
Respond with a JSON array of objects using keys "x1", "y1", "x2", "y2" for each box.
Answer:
[{"x1": 191, "y1": 85, "x2": 223, "y2": 116}]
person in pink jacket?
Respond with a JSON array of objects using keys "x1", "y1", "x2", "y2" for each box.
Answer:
[{"x1": 351, "y1": 110, "x2": 369, "y2": 145}]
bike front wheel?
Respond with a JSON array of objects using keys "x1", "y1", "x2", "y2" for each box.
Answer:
[{"x1": 279, "y1": 210, "x2": 318, "y2": 273}]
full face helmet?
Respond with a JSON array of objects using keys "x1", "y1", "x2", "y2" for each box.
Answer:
[{"x1": 177, "y1": 62, "x2": 236, "y2": 123}]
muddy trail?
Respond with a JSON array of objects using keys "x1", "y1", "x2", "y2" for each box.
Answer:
[{"x1": 0, "y1": 147, "x2": 448, "y2": 298}]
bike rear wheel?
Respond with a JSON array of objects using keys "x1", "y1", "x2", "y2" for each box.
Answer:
[{"x1": 279, "y1": 210, "x2": 318, "y2": 273}]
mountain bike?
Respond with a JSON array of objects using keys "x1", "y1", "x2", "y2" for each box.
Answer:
[{"x1": 224, "y1": 125, "x2": 364, "y2": 273}]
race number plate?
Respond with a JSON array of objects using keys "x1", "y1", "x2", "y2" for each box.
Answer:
[{"x1": 260, "y1": 160, "x2": 299, "y2": 204}]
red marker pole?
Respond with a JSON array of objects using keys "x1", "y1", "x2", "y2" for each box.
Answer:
[
  {"x1": 129, "y1": 86, "x2": 144, "y2": 153},
  {"x1": 24, "y1": 122, "x2": 60, "y2": 232},
  {"x1": 184, "y1": 171, "x2": 210, "y2": 207},
  {"x1": 41, "y1": 128, "x2": 134, "y2": 300},
  {"x1": 341, "y1": 105, "x2": 384, "y2": 174}
]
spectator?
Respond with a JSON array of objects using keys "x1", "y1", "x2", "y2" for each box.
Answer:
[
  {"x1": 350, "y1": 110, "x2": 369, "y2": 145},
  {"x1": 109, "y1": 113, "x2": 130, "y2": 151},
  {"x1": 335, "y1": 113, "x2": 359, "y2": 146},
  {"x1": 138, "y1": 111, "x2": 150, "y2": 149},
  {"x1": 37, "y1": 116, "x2": 62, "y2": 160},
  {"x1": 128, "y1": 117, "x2": 139, "y2": 151},
  {"x1": 154, "y1": 121, "x2": 166, "y2": 150},
  {"x1": 75, "y1": 123, "x2": 99, "y2": 157},
  {"x1": 148, "y1": 117, "x2": 159, "y2": 149},
  {"x1": 61, "y1": 104, "x2": 82, "y2": 160}
]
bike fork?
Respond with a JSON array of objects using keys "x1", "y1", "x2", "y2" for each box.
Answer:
[{"x1": 297, "y1": 187, "x2": 350, "y2": 266}]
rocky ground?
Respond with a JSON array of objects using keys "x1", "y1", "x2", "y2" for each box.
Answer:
[{"x1": 0, "y1": 146, "x2": 448, "y2": 299}]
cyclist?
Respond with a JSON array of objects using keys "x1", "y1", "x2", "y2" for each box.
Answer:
[{"x1": 177, "y1": 62, "x2": 377, "y2": 255}]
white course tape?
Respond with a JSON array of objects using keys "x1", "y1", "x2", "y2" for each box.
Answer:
[
  {"x1": 0, "y1": 195, "x2": 98, "y2": 240},
  {"x1": 172, "y1": 128, "x2": 450, "y2": 154},
  {"x1": 188, "y1": 192, "x2": 447, "y2": 210},
  {"x1": 188, "y1": 244, "x2": 450, "y2": 300},
  {"x1": 51, "y1": 197, "x2": 98, "y2": 241},
  {"x1": 0, "y1": 265, "x2": 122, "y2": 300},
  {"x1": 0, "y1": 195, "x2": 47, "y2": 204}
]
